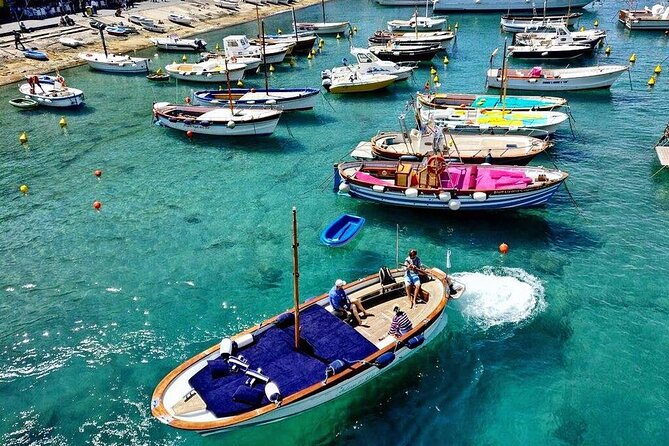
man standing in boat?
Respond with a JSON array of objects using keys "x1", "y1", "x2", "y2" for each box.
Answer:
[{"x1": 328, "y1": 279, "x2": 371, "y2": 326}]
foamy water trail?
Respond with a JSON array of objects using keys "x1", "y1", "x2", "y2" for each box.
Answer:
[{"x1": 453, "y1": 267, "x2": 546, "y2": 330}]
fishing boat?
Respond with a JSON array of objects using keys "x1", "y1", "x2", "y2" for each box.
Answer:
[
  {"x1": 168, "y1": 14, "x2": 194, "y2": 27},
  {"x1": 79, "y1": 52, "x2": 150, "y2": 73},
  {"x1": 253, "y1": 33, "x2": 317, "y2": 55},
  {"x1": 150, "y1": 35, "x2": 207, "y2": 51},
  {"x1": 368, "y1": 30, "x2": 455, "y2": 49},
  {"x1": 322, "y1": 47, "x2": 415, "y2": 81},
  {"x1": 151, "y1": 207, "x2": 464, "y2": 434},
  {"x1": 23, "y1": 48, "x2": 48, "y2": 61},
  {"x1": 350, "y1": 128, "x2": 551, "y2": 165},
  {"x1": 192, "y1": 88, "x2": 320, "y2": 111},
  {"x1": 619, "y1": 5, "x2": 669, "y2": 30},
  {"x1": 322, "y1": 71, "x2": 398, "y2": 93},
  {"x1": 200, "y1": 52, "x2": 262, "y2": 72},
  {"x1": 147, "y1": 69, "x2": 170, "y2": 81},
  {"x1": 501, "y1": 12, "x2": 583, "y2": 32},
  {"x1": 320, "y1": 214, "x2": 365, "y2": 247},
  {"x1": 223, "y1": 35, "x2": 289, "y2": 65},
  {"x1": 295, "y1": 0, "x2": 349, "y2": 35},
  {"x1": 507, "y1": 41, "x2": 593, "y2": 59},
  {"x1": 486, "y1": 65, "x2": 629, "y2": 91},
  {"x1": 164, "y1": 60, "x2": 247, "y2": 82},
  {"x1": 433, "y1": 0, "x2": 593, "y2": 12},
  {"x1": 18, "y1": 75, "x2": 85, "y2": 108},
  {"x1": 417, "y1": 92, "x2": 567, "y2": 111},
  {"x1": 9, "y1": 97, "x2": 39, "y2": 109},
  {"x1": 387, "y1": 14, "x2": 447, "y2": 32},
  {"x1": 420, "y1": 107, "x2": 568, "y2": 135},
  {"x1": 369, "y1": 43, "x2": 440, "y2": 62},
  {"x1": 59, "y1": 37, "x2": 84, "y2": 48},
  {"x1": 336, "y1": 158, "x2": 568, "y2": 210},
  {"x1": 513, "y1": 24, "x2": 606, "y2": 49},
  {"x1": 153, "y1": 102, "x2": 282, "y2": 136}
]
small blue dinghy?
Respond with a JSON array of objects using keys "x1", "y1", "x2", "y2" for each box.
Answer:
[
  {"x1": 23, "y1": 49, "x2": 48, "y2": 61},
  {"x1": 320, "y1": 214, "x2": 365, "y2": 247}
]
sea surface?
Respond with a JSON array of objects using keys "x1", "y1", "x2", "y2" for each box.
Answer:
[{"x1": 1, "y1": 0, "x2": 669, "y2": 444}]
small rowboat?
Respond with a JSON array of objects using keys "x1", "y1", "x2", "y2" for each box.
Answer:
[
  {"x1": 147, "y1": 72, "x2": 170, "y2": 81},
  {"x1": 23, "y1": 49, "x2": 48, "y2": 61},
  {"x1": 9, "y1": 97, "x2": 39, "y2": 109},
  {"x1": 320, "y1": 214, "x2": 365, "y2": 247}
]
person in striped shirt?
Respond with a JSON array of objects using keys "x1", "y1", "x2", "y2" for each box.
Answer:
[{"x1": 381, "y1": 306, "x2": 413, "y2": 340}]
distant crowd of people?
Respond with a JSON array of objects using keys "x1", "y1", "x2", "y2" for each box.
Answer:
[{"x1": 1, "y1": 0, "x2": 130, "y2": 24}]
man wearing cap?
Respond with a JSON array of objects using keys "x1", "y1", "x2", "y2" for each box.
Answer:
[{"x1": 328, "y1": 279, "x2": 371, "y2": 326}]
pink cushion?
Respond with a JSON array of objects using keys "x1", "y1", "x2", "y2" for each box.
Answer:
[{"x1": 353, "y1": 171, "x2": 393, "y2": 186}]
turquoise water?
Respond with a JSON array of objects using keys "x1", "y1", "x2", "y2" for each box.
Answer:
[{"x1": 1, "y1": 0, "x2": 669, "y2": 444}]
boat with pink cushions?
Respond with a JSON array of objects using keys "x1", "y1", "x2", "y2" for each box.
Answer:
[{"x1": 336, "y1": 158, "x2": 568, "y2": 211}]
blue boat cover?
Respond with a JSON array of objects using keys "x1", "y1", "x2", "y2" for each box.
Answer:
[{"x1": 189, "y1": 305, "x2": 378, "y2": 418}]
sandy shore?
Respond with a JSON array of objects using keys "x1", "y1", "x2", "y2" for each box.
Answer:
[{"x1": 0, "y1": 0, "x2": 327, "y2": 86}]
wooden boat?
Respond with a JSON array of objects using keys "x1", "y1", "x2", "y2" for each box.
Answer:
[
  {"x1": 619, "y1": 5, "x2": 669, "y2": 30},
  {"x1": 223, "y1": 35, "x2": 289, "y2": 65},
  {"x1": 200, "y1": 53, "x2": 262, "y2": 72},
  {"x1": 151, "y1": 223, "x2": 464, "y2": 434},
  {"x1": 147, "y1": 70, "x2": 170, "y2": 81},
  {"x1": 387, "y1": 15, "x2": 447, "y2": 33},
  {"x1": 417, "y1": 92, "x2": 567, "y2": 111},
  {"x1": 59, "y1": 37, "x2": 84, "y2": 48},
  {"x1": 164, "y1": 60, "x2": 247, "y2": 82},
  {"x1": 368, "y1": 30, "x2": 455, "y2": 49},
  {"x1": 18, "y1": 75, "x2": 85, "y2": 108},
  {"x1": 320, "y1": 214, "x2": 365, "y2": 247},
  {"x1": 192, "y1": 88, "x2": 319, "y2": 111},
  {"x1": 322, "y1": 72, "x2": 398, "y2": 93},
  {"x1": 9, "y1": 97, "x2": 39, "y2": 109},
  {"x1": 420, "y1": 107, "x2": 568, "y2": 135},
  {"x1": 507, "y1": 42, "x2": 593, "y2": 59},
  {"x1": 350, "y1": 129, "x2": 551, "y2": 165},
  {"x1": 513, "y1": 24, "x2": 606, "y2": 49},
  {"x1": 107, "y1": 26, "x2": 132, "y2": 36},
  {"x1": 336, "y1": 159, "x2": 568, "y2": 210},
  {"x1": 369, "y1": 43, "x2": 440, "y2": 62},
  {"x1": 253, "y1": 33, "x2": 317, "y2": 55},
  {"x1": 153, "y1": 102, "x2": 282, "y2": 136},
  {"x1": 501, "y1": 12, "x2": 583, "y2": 32},
  {"x1": 322, "y1": 47, "x2": 415, "y2": 82},
  {"x1": 23, "y1": 49, "x2": 48, "y2": 61},
  {"x1": 433, "y1": 0, "x2": 593, "y2": 11},
  {"x1": 79, "y1": 52, "x2": 150, "y2": 73},
  {"x1": 150, "y1": 35, "x2": 206, "y2": 51},
  {"x1": 168, "y1": 14, "x2": 194, "y2": 27},
  {"x1": 486, "y1": 65, "x2": 629, "y2": 91},
  {"x1": 295, "y1": 22, "x2": 349, "y2": 34}
]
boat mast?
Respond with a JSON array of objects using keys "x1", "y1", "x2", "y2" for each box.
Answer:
[
  {"x1": 291, "y1": 207, "x2": 301, "y2": 350},
  {"x1": 500, "y1": 40, "x2": 508, "y2": 114},
  {"x1": 223, "y1": 58, "x2": 235, "y2": 115},
  {"x1": 255, "y1": 5, "x2": 261, "y2": 37},
  {"x1": 321, "y1": 0, "x2": 326, "y2": 23},
  {"x1": 261, "y1": 20, "x2": 269, "y2": 94},
  {"x1": 291, "y1": 7, "x2": 300, "y2": 46},
  {"x1": 99, "y1": 27, "x2": 108, "y2": 58}
]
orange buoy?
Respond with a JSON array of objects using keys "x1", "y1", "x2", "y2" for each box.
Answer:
[
  {"x1": 94, "y1": 169, "x2": 102, "y2": 177},
  {"x1": 186, "y1": 130, "x2": 193, "y2": 139},
  {"x1": 93, "y1": 200, "x2": 102, "y2": 211},
  {"x1": 499, "y1": 242, "x2": 509, "y2": 254}
]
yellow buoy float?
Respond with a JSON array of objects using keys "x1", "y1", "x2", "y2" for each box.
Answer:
[
  {"x1": 237, "y1": 79, "x2": 244, "y2": 87},
  {"x1": 579, "y1": 25, "x2": 585, "y2": 32},
  {"x1": 307, "y1": 53, "x2": 313, "y2": 60},
  {"x1": 19, "y1": 131, "x2": 28, "y2": 145},
  {"x1": 648, "y1": 76, "x2": 656, "y2": 86},
  {"x1": 443, "y1": 56, "x2": 449, "y2": 64},
  {"x1": 59, "y1": 116, "x2": 67, "y2": 128},
  {"x1": 655, "y1": 64, "x2": 662, "y2": 74},
  {"x1": 181, "y1": 54, "x2": 187, "y2": 62},
  {"x1": 430, "y1": 66, "x2": 437, "y2": 75},
  {"x1": 605, "y1": 46, "x2": 611, "y2": 55},
  {"x1": 594, "y1": 19, "x2": 599, "y2": 27},
  {"x1": 19, "y1": 184, "x2": 29, "y2": 194},
  {"x1": 335, "y1": 33, "x2": 341, "y2": 39},
  {"x1": 269, "y1": 64, "x2": 275, "y2": 72},
  {"x1": 630, "y1": 53, "x2": 637, "y2": 63},
  {"x1": 277, "y1": 28, "x2": 283, "y2": 34},
  {"x1": 433, "y1": 75, "x2": 439, "y2": 83}
]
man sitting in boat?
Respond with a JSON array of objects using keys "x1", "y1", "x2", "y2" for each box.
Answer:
[
  {"x1": 404, "y1": 249, "x2": 425, "y2": 308},
  {"x1": 328, "y1": 279, "x2": 371, "y2": 326},
  {"x1": 529, "y1": 66, "x2": 543, "y2": 78},
  {"x1": 379, "y1": 305, "x2": 413, "y2": 340}
]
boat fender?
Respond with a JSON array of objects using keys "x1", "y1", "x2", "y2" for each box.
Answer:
[
  {"x1": 219, "y1": 337, "x2": 235, "y2": 358},
  {"x1": 405, "y1": 187, "x2": 418, "y2": 198},
  {"x1": 373, "y1": 351, "x2": 395, "y2": 369},
  {"x1": 226, "y1": 120, "x2": 236, "y2": 129},
  {"x1": 398, "y1": 155, "x2": 419, "y2": 162},
  {"x1": 321, "y1": 70, "x2": 331, "y2": 80},
  {"x1": 266, "y1": 99, "x2": 277, "y2": 105},
  {"x1": 372, "y1": 185, "x2": 385, "y2": 193},
  {"x1": 234, "y1": 333, "x2": 254, "y2": 348},
  {"x1": 438, "y1": 191, "x2": 451, "y2": 202},
  {"x1": 321, "y1": 78, "x2": 332, "y2": 90},
  {"x1": 325, "y1": 359, "x2": 349, "y2": 377},
  {"x1": 406, "y1": 334, "x2": 425, "y2": 349},
  {"x1": 265, "y1": 381, "x2": 282, "y2": 404},
  {"x1": 168, "y1": 117, "x2": 178, "y2": 123},
  {"x1": 338, "y1": 182, "x2": 350, "y2": 193},
  {"x1": 275, "y1": 312, "x2": 294, "y2": 328},
  {"x1": 472, "y1": 192, "x2": 487, "y2": 202},
  {"x1": 448, "y1": 198, "x2": 461, "y2": 211}
]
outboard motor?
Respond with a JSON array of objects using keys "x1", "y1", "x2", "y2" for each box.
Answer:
[{"x1": 322, "y1": 78, "x2": 332, "y2": 91}]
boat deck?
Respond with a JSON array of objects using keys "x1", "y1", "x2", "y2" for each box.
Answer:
[{"x1": 656, "y1": 146, "x2": 669, "y2": 166}]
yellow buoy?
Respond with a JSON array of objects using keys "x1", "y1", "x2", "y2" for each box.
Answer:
[
  {"x1": 215, "y1": 43, "x2": 220, "y2": 51},
  {"x1": 59, "y1": 116, "x2": 67, "y2": 128},
  {"x1": 443, "y1": 56, "x2": 449, "y2": 64},
  {"x1": 594, "y1": 19, "x2": 599, "y2": 27},
  {"x1": 655, "y1": 64, "x2": 662, "y2": 74},
  {"x1": 433, "y1": 75, "x2": 439, "y2": 83},
  {"x1": 353, "y1": 27, "x2": 358, "y2": 33},
  {"x1": 605, "y1": 46, "x2": 611, "y2": 55},
  {"x1": 336, "y1": 33, "x2": 341, "y2": 39},
  {"x1": 319, "y1": 38, "x2": 325, "y2": 45},
  {"x1": 19, "y1": 184, "x2": 29, "y2": 194},
  {"x1": 311, "y1": 48, "x2": 317, "y2": 55},
  {"x1": 630, "y1": 53, "x2": 636, "y2": 63},
  {"x1": 447, "y1": 25, "x2": 452, "y2": 32},
  {"x1": 455, "y1": 22, "x2": 459, "y2": 29},
  {"x1": 430, "y1": 67, "x2": 437, "y2": 75},
  {"x1": 277, "y1": 28, "x2": 283, "y2": 34},
  {"x1": 648, "y1": 76, "x2": 656, "y2": 86},
  {"x1": 579, "y1": 25, "x2": 585, "y2": 32},
  {"x1": 307, "y1": 53, "x2": 313, "y2": 60},
  {"x1": 182, "y1": 54, "x2": 187, "y2": 62},
  {"x1": 269, "y1": 64, "x2": 275, "y2": 72},
  {"x1": 318, "y1": 41, "x2": 324, "y2": 49},
  {"x1": 237, "y1": 79, "x2": 244, "y2": 87},
  {"x1": 19, "y1": 131, "x2": 28, "y2": 145}
]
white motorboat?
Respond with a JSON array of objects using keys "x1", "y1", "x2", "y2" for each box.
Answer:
[
  {"x1": 168, "y1": 14, "x2": 194, "y2": 27},
  {"x1": 507, "y1": 41, "x2": 593, "y2": 59},
  {"x1": 322, "y1": 47, "x2": 415, "y2": 81},
  {"x1": 59, "y1": 37, "x2": 84, "y2": 48},
  {"x1": 513, "y1": 24, "x2": 606, "y2": 49},
  {"x1": 153, "y1": 102, "x2": 282, "y2": 136},
  {"x1": 387, "y1": 15, "x2": 447, "y2": 32},
  {"x1": 150, "y1": 35, "x2": 206, "y2": 51},
  {"x1": 619, "y1": 5, "x2": 669, "y2": 30},
  {"x1": 164, "y1": 60, "x2": 247, "y2": 82},
  {"x1": 223, "y1": 35, "x2": 289, "y2": 65},
  {"x1": 486, "y1": 65, "x2": 629, "y2": 91},
  {"x1": 501, "y1": 12, "x2": 583, "y2": 33},
  {"x1": 322, "y1": 71, "x2": 398, "y2": 94},
  {"x1": 201, "y1": 52, "x2": 262, "y2": 72},
  {"x1": 79, "y1": 52, "x2": 150, "y2": 73},
  {"x1": 368, "y1": 30, "x2": 455, "y2": 49},
  {"x1": 433, "y1": 0, "x2": 593, "y2": 11},
  {"x1": 295, "y1": 21, "x2": 350, "y2": 34},
  {"x1": 18, "y1": 75, "x2": 84, "y2": 108}
]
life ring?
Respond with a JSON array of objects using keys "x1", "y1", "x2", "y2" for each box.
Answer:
[{"x1": 426, "y1": 154, "x2": 446, "y2": 175}]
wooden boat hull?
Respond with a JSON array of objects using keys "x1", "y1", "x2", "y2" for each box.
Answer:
[
  {"x1": 486, "y1": 66, "x2": 628, "y2": 91},
  {"x1": 500, "y1": 13, "x2": 583, "y2": 32},
  {"x1": 165, "y1": 64, "x2": 246, "y2": 82},
  {"x1": 320, "y1": 214, "x2": 365, "y2": 247},
  {"x1": 619, "y1": 9, "x2": 669, "y2": 30}
]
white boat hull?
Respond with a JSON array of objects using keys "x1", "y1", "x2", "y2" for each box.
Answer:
[
  {"x1": 193, "y1": 93, "x2": 319, "y2": 111},
  {"x1": 166, "y1": 68, "x2": 245, "y2": 82},
  {"x1": 434, "y1": 0, "x2": 593, "y2": 11},
  {"x1": 486, "y1": 66, "x2": 628, "y2": 91},
  {"x1": 18, "y1": 84, "x2": 85, "y2": 107},
  {"x1": 295, "y1": 22, "x2": 349, "y2": 34},
  {"x1": 80, "y1": 53, "x2": 150, "y2": 73},
  {"x1": 156, "y1": 114, "x2": 280, "y2": 136},
  {"x1": 376, "y1": 0, "x2": 425, "y2": 5}
]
